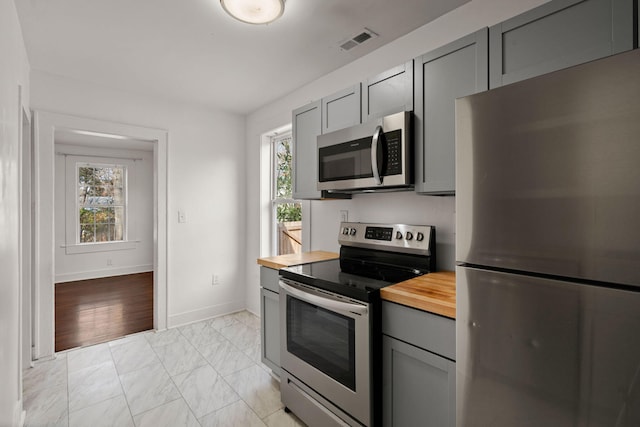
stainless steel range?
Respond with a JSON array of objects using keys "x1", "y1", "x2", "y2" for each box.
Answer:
[{"x1": 279, "y1": 222, "x2": 436, "y2": 427}]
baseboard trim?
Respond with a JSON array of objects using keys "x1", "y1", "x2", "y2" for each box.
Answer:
[
  {"x1": 14, "y1": 399, "x2": 24, "y2": 427},
  {"x1": 168, "y1": 301, "x2": 245, "y2": 328},
  {"x1": 55, "y1": 264, "x2": 153, "y2": 283}
]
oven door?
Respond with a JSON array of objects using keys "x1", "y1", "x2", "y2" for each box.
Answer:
[{"x1": 279, "y1": 279, "x2": 371, "y2": 426}]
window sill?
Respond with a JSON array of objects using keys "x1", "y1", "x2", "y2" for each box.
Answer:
[{"x1": 63, "y1": 241, "x2": 138, "y2": 255}]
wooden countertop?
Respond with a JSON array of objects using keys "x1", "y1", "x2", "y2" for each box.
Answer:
[
  {"x1": 381, "y1": 271, "x2": 456, "y2": 319},
  {"x1": 257, "y1": 250, "x2": 339, "y2": 270}
]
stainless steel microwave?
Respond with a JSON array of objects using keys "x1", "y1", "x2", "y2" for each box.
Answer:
[{"x1": 317, "y1": 111, "x2": 413, "y2": 192}]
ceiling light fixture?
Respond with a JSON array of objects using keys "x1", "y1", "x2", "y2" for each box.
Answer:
[
  {"x1": 70, "y1": 130, "x2": 129, "y2": 140},
  {"x1": 220, "y1": 0, "x2": 285, "y2": 25}
]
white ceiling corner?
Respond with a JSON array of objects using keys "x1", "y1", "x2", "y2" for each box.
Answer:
[{"x1": 16, "y1": 0, "x2": 469, "y2": 115}]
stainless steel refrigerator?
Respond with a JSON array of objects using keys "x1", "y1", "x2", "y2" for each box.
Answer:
[{"x1": 455, "y1": 49, "x2": 640, "y2": 426}]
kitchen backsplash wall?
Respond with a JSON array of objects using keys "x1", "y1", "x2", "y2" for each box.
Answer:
[{"x1": 309, "y1": 193, "x2": 455, "y2": 271}]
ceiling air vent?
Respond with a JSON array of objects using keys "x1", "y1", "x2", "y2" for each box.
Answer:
[{"x1": 339, "y1": 28, "x2": 378, "y2": 51}]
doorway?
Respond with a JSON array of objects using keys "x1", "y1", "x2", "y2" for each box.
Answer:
[
  {"x1": 33, "y1": 111, "x2": 168, "y2": 359},
  {"x1": 53, "y1": 129, "x2": 155, "y2": 351}
]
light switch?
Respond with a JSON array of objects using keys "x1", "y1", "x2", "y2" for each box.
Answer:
[{"x1": 178, "y1": 210, "x2": 186, "y2": 223}]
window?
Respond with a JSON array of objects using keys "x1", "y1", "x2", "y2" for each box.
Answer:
[
  {"x1": 64, "y1": 155, "x2": 137, "y2": 254},
  {"x1": 77, "y1": 163, "x2": 126, "y2": 243},
  {"x1": 272, "y1": 131, "x2": 302, "y2": 255}
]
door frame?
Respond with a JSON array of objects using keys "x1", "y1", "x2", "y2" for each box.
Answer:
[
  {"x1": 32, "y1": 111, "x2": 168, "y2": 359},
  {"x1": 19, "y1": 98, "x2": 33, "y2": 369}
]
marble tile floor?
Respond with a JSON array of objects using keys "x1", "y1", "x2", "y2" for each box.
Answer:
[{"x1": 23, "y1": 310, "x2": 306, "y2": 427}]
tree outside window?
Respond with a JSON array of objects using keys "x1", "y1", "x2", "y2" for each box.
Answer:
[
  {"x1": 77, "y1": 164, "x2": 126, "y2": 243},
  {"x1": 273, "y1": 132, "x2": 302, "y2": 255}
]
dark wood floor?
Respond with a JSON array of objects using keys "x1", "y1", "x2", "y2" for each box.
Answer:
[{"x1": 55, "y1": 272, "x2": 154, "y2": 352}]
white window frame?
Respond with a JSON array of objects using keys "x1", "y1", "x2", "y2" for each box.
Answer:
[
  {"x1": 271, "y1": 130, "x2": 302, "y2": 255},
  {"x1": 64, "y1": 155, "x2": 137, "y2": 254}
]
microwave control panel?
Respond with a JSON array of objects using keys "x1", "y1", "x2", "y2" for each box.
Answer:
[{"x1": 384, "y1": 129, "x2": 402, "y2": 176}]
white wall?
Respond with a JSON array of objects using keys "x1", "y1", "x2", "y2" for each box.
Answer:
[
  {"x1": 307, "y1": 193, "x2": 456, "y2": 267},
  {"x1": 0, "y1": 0, "x2": 30, "y2": 424},
  {"x1": 244, "y1": 0, "x2": 550, "y2": 314},
  {"x1": 54, "y1": 144, "x2": 154, "y2": 282},
  {"x1": 31, "y1": 71, "x2": 247, "y2": 328}
]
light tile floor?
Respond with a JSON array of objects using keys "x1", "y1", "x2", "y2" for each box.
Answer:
[{"x1": 23, "y1": 311, "x2": 306, "y2": 427}]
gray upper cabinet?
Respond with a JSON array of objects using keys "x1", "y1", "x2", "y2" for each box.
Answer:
[
  {"x1": 414, "y1": 29, "x2": 488, "y2": 195},
  {"x1": 362, "y1": 61, "x2": 413, "y2": 122},
  {"x1": 293, "y1": 86, "x2": 360, "y2": 199},
  {"x1": 292, "y1": 100, "x2": 322, "y2": 199},
  {"x1": 489, "y1": 0, "x2": 634, "y2": 89},
  {"x1": 321, "y1": 84, "x2": 361, "y2": 134}
]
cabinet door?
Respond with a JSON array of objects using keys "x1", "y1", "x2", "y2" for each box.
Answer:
[
  {"x1": 292, "y1": 100, "x2": 322, "y2": 199},
  {"x1": 382, "y1": 301, "x2": 455, "y2": 361},
  {"x1": 383, "y1": 335, "x2": 455, "y2": 427},
  {"x1": 260, "y1": 287, "x2": 280, "y2": 375},
  {"x1": 362, "y1": 61, "x2": 413, "y2": 122},
  {"x1": 260, "y1": 266, "x2": 280, "y2": 293},
  {"x1": 489, "y1": 0, "x2": 634, "y2": 88},
  {"x1": 414, "y1": 29, "x2": 488, "y2": 195},
  {"x1": 321, "y1": 84, "x2": 361, "y2": 134}
]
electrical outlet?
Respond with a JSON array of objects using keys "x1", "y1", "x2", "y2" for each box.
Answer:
[
  {"x1": 212, "y1": 274, "x2": 220, "y2": 286},
  {"x1": 340, "y1": 210, "x2": 349, "y2": 222},
  {"x1": 107, "y1": 259, "x2": 113, "y2": 266}
]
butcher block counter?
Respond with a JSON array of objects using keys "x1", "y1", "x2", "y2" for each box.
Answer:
[
  {"x1": 381, "y1": 271, "x2": 456, "y2": 319},
  {"x1": 256, "y1": 250, "x2": 339, "y2": 270}
]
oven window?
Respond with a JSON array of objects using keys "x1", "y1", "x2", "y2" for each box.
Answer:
[{"x1": 286, "y1": 296, "x2": 356, "y2": 391}]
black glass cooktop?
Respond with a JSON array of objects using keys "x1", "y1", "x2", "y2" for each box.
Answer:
[
  {"x1": 279, "y1": 247, "x2": 432, "y2": 302},
  {"x1": 280, "y1": 259, "x2": 393, "y2": 302}
]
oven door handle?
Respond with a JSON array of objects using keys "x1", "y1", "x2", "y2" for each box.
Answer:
[{"x1": 280, "y1": 282, "x2": 368, "y2": 316}]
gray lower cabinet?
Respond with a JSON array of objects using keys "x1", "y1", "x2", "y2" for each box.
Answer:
[
  {"x1": 260, "y1": 267, "x2": 280, "y2": 375},
  {"x1": 361, "y1": 61, "x2": 413, "y2": 122},
  {"x1": 414, "y1": 29, "x2": 488, "y2": 195},
  {"x1": 489, "y1": 0, "x2": 634, "y2": 89},
  {"x1": 383, "y1": 336, "x2": 455, "y2": 427},
  {"x1": 382, "y1": 301, "x2": 456, "y2": 427}
]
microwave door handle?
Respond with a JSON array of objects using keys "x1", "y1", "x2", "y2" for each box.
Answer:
[
  {"x1": 371, "y1": 125, "x2": 383, "y2": 185},
  {"x1": 280, "y1": 281, "x2": 368, "y2": 316}
]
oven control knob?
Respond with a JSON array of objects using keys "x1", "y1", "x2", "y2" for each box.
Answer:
[
  {"x1": 416, "y1": 232, "x2": 424, "y2": 242},
  {"x1": 342, "y1": 227, "x2": 350, "y2": 235},
  {"x1": 396, "y1": 231, "x2": 403, "y2": 239},
  {"x1": 406, "y1": 231, "x2": 413, "y2": 241},
  {"x1": 349, "y1": 228, "x2": 357, "y2": 236}
]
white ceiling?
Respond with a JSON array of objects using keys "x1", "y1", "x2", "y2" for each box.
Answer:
[{"x1": 16, "y1": 0, "x2": 468, "y2": 115}]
